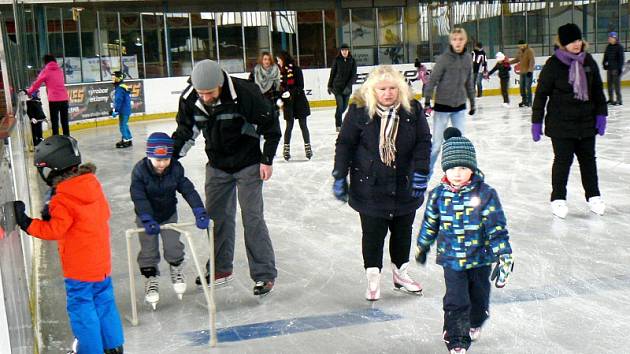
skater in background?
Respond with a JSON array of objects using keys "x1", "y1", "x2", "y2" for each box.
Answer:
[
  {"x1": 277, "y1": 51, "x2": 313, "y2": 160},
  {"x1": 172, "y1": 59, "x2": 281, "y2": 296},
  {"x1": 603, "y1": 31, "x2": 624, "y2": 105},
  {"x1": 332, "y1": 65, "x2": 431, "y2": 301},
  {"x1": 250, "y1": 51, "x2": 281, "y2": 104},
  {"x1": 25, "y1": 54, "x2": 70, "y2": 136},
  {"x1": 510, "y1": 39, "x2": 535, "y2": 107},
  {"x1": 416, "y1": 127, "x2": 514, "y2": 354},
  {"x1": 112, "y1": 71, "x2": 133, "y2": 148},
  {"x1": 471, "y1": 42, "x2": 488, "y2": 97},
  {"x1": 12, "y1": 135, "x2": 124, "y2": 354},
  {"x1": 328, "y1": 43, "x2": 357, "y2": 132},
  {"x1": 531, "y1": 23, "x2": 607, "y2": 218},
  {"x1": 130, "y1": 132, "x2": 209, "y2": 309},
  {"x1": 487, "y1": 52, "x2": 512, "y2": 107},
  {"x1": 414, "y1": 58, "x2": 429, "y2": 95},
  {"x1": 26, "y1": 91, "x2": 46, "y2": 146},
  {"x1": 423, "y1": 27, "x2": 476, "y2": 177}
]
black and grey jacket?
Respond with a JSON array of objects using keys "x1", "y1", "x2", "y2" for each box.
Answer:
[
  {"x1": 172, "y1": 72, "x2": 282, "y2": 173},
  {"x1": 327, "y1": 54, "x2": 357, "y2": 94},
  {"x1": 423, "y1": 47, "x2": 476, "y2": 109},
  {"x1": 603, "y1": 43, "x2": 625, "y2": 72}
]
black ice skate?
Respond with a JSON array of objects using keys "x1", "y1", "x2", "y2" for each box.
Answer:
[
  {"x1": 304, "y1": 143, "x2": 313, "y2": 160},
  {"x1": 253, "y1": 280, "x2": 274, "y2": 296}
]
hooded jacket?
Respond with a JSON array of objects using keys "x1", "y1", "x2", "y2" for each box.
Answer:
[
  {"x1": 130, "y1": 157, "x2": 204, "y2": 223},
  {"x1": 423, "y1": 47, "x2": 475, "y2": 110},
  {"x1": 27, "y1": 61, "x2": 69, "y2": 102},
  {"x1": 333, "y1": 96, "x2": 431, "y2": 219},
  {"x1": 113, "y1": 82, "x2": 132, "y2": 117},
  {"x1": 418, "y1": 172, "x2": 512, "y2": 271},
  {"x1": 27, "y1": 165, "x2": 112, "y2": 282}
]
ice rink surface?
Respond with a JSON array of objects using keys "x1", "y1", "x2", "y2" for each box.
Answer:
[{"x1": 40, "y1": 91, "x2": 630, "y2": 353}]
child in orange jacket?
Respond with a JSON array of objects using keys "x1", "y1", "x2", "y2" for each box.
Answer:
[{"x1": 13, "y1": 135, "x2": 124, "y2": 354}]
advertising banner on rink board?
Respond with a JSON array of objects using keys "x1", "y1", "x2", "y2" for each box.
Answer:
[{"x1": 66, "y1": 80, "x2": 145, "y2": 121}]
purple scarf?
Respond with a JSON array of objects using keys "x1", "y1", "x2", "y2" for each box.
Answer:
[{"x1": 554, "y1": 49, "x2": 589, "y2": 101}]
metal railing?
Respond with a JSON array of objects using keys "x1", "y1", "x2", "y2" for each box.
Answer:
[{"x1": 124, "y1": 222, "x2": 217, "y2": 348}]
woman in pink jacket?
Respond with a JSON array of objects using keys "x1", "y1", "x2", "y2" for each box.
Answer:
[{"x1": 27, "y1": 54, "x2": 70, "y2": 136}]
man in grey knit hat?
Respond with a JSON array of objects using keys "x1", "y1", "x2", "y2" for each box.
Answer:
[{"x1": 172, "y1": 59, "x2": 281, "y2": 296}]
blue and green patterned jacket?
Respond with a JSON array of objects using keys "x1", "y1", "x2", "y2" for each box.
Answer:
[{"x1": 417, "y1": 171, "x2": 512, "y2": 271}]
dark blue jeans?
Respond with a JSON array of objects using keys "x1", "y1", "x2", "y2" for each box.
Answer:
[
  {"x1": 334, "y1": 93, "x2": 350, "y2": 128},
  {"x1": 442, "y1": 266, "x2": 492, "y2": 350},
  {"x1": 519, "y1": 73, "x2": 533, "y2": 105}
]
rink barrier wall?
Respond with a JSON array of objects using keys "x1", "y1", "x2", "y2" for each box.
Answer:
[{"x1": 33, "y1": 52, "x2": 630, "y2": 132}]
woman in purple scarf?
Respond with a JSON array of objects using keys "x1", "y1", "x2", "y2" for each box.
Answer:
[{"x1": 531, "y1": 23, "x2": 608, "y2": 219}]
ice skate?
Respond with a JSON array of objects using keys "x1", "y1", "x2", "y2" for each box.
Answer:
[
  {"x1": 391, "y1": 262, "x2": 422, "y2": 295},
  {"x1": 469, "y1": 327, "x2": 481, "y2": 341},
  {"x1": 551, "y1": 200, "x2": 568, "y2": 219},
  {"x1": 253, "y1": 280, "x2": 274, "y2": 296},
  {"x1": 115, "y1": 139, "x2": 132, "y2": 148},
  {"x1": 588, "y1": 196, "x2": 605, "y2": 216},
  {"x1": 283, "y1": 144, "x2": 291, "y2": 161},
  {"x1": 170, "y1": 262, "x2": 186, "y2": 300},
  {"x1": 66, "y1": 338, "x2": 78, "y2": 354},
  {"x1": 195, "y1": 271, "x2": 233, "y2": 287},
  {"x1": 450, "y1": 348, "x2": 466, "y2": 354},
  {"x1": 144, "y1": 276, "x2": 160, "y2": 310},
  {"x1": 365, "y1": 267, "x2": 381, "y2": 301},
  {"x1": 304, "y1": 143, "x2": 313, "y2": 160},
  {"x1": 104, "y1": 346, "x2": 124, "y2": 354},
  {"x1": 501, "y1": 102, "x2": 510, "y2": 108}
]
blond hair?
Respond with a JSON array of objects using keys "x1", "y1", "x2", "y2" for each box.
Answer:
[
  {"x1": 449, "y1": 27, "x2": 468, "y2": 42},
  {"x1": 356, "y1": 65, "x2": 412, "y2": 118}
]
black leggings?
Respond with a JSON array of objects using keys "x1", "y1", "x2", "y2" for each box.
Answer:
[
  {"x1": 284, "y1": 118, "x2": 310, "y2": 145},
  {"x1": 500, "y1": 77, "x2": 510, "y2": 103},
  {"x1": 359, "y1": 212, "x2": 416, "y2": 270},
  {"x1": 550, "y1": 136, "x2": 600, "y2": 201},
  {"x1": 49, "y1": 100, "x2": 70, "y2": 136}
]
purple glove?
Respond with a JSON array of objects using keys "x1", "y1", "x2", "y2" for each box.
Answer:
[
  {"x1": 595, "y1": 115, "x2": 607, "y2": 136},
  {"x1": 531, "y1": 123, "x2": 543, "y2": 142}
]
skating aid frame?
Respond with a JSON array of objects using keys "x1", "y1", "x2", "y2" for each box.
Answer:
[{"x1": 125, "y1": 222, "x2": 218, "y2": 348}]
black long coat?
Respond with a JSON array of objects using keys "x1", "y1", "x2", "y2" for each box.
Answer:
[
  {"x1": 532, "y1": 52, "x2": 607, "y2": 139},
  {"x1": 333, "y1": 99, "x2": 432, "y2": 219},
  {"x1": 280, "y1": 64, "x2": 311, "y2": 120}
]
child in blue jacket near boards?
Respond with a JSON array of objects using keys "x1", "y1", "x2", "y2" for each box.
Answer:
[{"x1": 112, "y1": 71, "x2": 133, "y2": 148}]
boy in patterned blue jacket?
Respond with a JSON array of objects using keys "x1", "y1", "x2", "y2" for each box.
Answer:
[
  {"x1": 415, "y1": 127, "x2": 513, "y2": 354},
  {"x1": 112, "y1": 71, "x2": 133, "y2": 148}
]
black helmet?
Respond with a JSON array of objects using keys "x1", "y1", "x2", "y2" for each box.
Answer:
[
  {"x1": 34, "y1": 135, "x2": 81, "y2": 185},
  {"x1": 113, "y1": 71, "x2": 124, "y2": 83}
]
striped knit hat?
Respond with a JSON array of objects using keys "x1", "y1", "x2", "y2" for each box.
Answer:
[
  {"x1": 146, "y1": 132, "x2": 174, "y2": 158},
  {"x1": 441, "y1": 127, "x2": 477, "y2": 172}
]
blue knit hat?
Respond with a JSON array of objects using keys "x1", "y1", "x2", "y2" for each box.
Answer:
[
  {"x1": 146, "y1": 132, "x2": 174, "y2": 158},
  {"x1": 441, "y1": 127, "x2": 477, "y2": 172}
]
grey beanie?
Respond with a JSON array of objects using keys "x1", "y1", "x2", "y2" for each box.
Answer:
[
  {"x1": 191, "y1": 59, "x2": 224, "y2": 90},
  {"x1": 441, "y1": 127, "x2": 477, "y2": 172}
]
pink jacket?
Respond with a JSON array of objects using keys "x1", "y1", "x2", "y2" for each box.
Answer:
[{"x1": 27, "y1": 61, "x2": 69, "y2": 102}]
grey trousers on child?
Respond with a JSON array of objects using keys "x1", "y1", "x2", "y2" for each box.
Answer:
[
  {"x1": 205, "y1": 163, "x2": 277, "y2": 282},
  {"x1": 136, "y1": 212, "x2": 184, "y2": 275}
]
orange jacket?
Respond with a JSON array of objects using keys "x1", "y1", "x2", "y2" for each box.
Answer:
[{"x1": 28, "y1": 173, "x2": 112, "y2": 282}]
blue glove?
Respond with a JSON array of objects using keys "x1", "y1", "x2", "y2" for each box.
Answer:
[
  {"x1": 411, "y1": 172, "x2": 428, "y2": 198},
  {"x1": 332, "y1": 178, "x2": 348, "y2": 202},
  {"x1": 139, "y1": 214, "x2": 160, "y2": 235},
  {"x1": 193, "y1": 207, "x2": 209, "y2": 230}
]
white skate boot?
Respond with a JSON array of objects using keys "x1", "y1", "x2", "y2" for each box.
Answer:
[
  {"x1": 144, "y1": 276, "x2": 160, "y2": 310},
  {"x1": 469, "y1": 327, "x2": 482, "y2": 341},
  {"x1": 365, "y1": 267, "x2": 381, "y2": 301},
  {"x1": 551, "y1": 200, "x2": 568, "y2": 219},
  {"x1": 392, "y1": 262, "x2": 423, "y2": 295},
  {"x1": 170, "y1": 262, "x2": 186, "y2": 300},
  {"x1": 588, "y1": 196, "x2": 605, "y2": 215},
  {"x1": 450, "y1": 348, "x2": 466, "y2": 354}
]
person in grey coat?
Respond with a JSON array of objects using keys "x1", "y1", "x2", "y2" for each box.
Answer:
[
  {"x1": 423, "y1": 28, "x2": 476, "y2": 177},
  {"x1": 603, "y1": 31, "x2": 625, "y2": 105}
]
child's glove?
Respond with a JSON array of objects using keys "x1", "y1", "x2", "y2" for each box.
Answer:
[
  {"x1": 193, "y1": 207, "x2": 210, "y2": 230},
  {"x1": 491, "y1": 254, "x2": 514, "y2": 288},
  {"x1": 12, "y1": 201, "x2": 33, "y2": 231},
  {"x1": 332, "y1": 178, "x2": 348, "y2": 202},
  {"x1": 414, "y1": 244, "x2": 430, "y2": 265},
  {"x1": 411, "y1": 172, "x2": 428, "y2": 198},
  {"x1": 139, "y1": 214, "x2": 160, "y2": 235}
]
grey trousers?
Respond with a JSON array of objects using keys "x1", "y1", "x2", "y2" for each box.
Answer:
[
  {"x1": 205, "y1": 163, "x2": 277, "y2": 282},
  {"x1": 136, "y1": 212, "x2": 184, "y2": 275},
  {"x1": 607, "y1": 69, "x2": 622, "y2": 103}
]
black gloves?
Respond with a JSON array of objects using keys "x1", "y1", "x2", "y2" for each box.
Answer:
[{"x1": 13, "y1": 201, "x2": 33, "y2": 231}]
